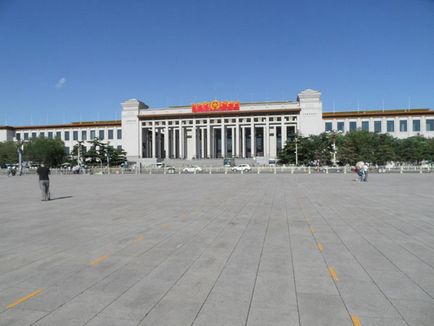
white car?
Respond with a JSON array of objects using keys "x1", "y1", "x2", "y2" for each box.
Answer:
[
  {"x1": 231, "y1": 164, "x2": 251, "y2": 172},
  {"x1": 182, "y1": 165, "x2": 202, "y2": 173}
]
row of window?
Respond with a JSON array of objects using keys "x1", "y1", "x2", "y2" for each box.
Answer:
[
  {"x1": 15, "y1": 129, "x2": 122, "y2": 141},
  {"x1": 325, "y1": 119, "x2": 434, "y2": 133},
  {"x1": 142, "y1": 116, "x2": 297, "y2": 127}
]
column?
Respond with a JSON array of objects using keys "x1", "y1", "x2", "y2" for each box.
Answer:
[
  {"x1": 201, "y1": 128, "x2": 205, "y2": 158},
  {"x1": 221, "y1": 124, "x2": 225, "y2": 158},
  {"x1": 139, "y1": 125, "x2": 143, "y2": 158},
  {"x1": 265, "y1": 117, "x2": 270, "y2": 157},
  {"x1": 281, "y1": 119, "x2": 287, "y2": 149},
  {"x1": 231, "y1": 127, "x2": 235, "y2": 157},
  {"x1": 192, "y1": 121, "x2": 197, "y2": 159},
  {"x1": 207, "y1": 119, "x2": 211, "y2": 158},
  {"x1": 241, "y1": 127, "x2": 246, "y2": 158},
  {"x1": 235, "y1": 120, "x2": 240, "y2": 157},
  {"x1": 171, "y1": 128, "x2": 176, "y2": 158},
  {"x1": 250, "y1": 121, "x2": 255, "y2": 157},
  {"x1": 152, "y1": 122, "x2": 156, "y2": 158},
  {"x1": 178, "y1": 123, "x2": 183, "y2": 159},
  {"x1": 157, "y1": 129, "x2": 162, "y2": 158},
  {"x1": 164, "y1": 124, "x2": 169, "y2": 159}
]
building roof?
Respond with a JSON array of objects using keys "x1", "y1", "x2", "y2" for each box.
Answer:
[
  {"x1": 138, "y1": 108, "x2": 301, "y2": 120},
  {"x1": 167, "y1": 100, "x2": 296, "y2": 109},
  {"x1": 0, "y1": 126, "x2": 15, "y2": 130},
  {"x1": 323, "y1": 108, "x2": 434, "y2": 119},
  {"x1": 12, "y1": 120, "x2": 121, "y2": 131}
]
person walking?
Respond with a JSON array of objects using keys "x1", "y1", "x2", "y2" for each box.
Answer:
[{"x1": 37, "y1": 162, "x2": 50, "y2": 201}]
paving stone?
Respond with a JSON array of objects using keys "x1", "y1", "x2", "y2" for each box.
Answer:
[{"x1": 0, "y1": 174, "x2": 433, "y2": 325}]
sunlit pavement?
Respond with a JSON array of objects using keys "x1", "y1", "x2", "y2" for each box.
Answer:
[{"x1": 0, "y1": 173, "x2": 433, "y2": 326}]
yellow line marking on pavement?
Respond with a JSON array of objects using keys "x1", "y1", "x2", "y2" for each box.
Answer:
[
  {"x1": 160, "y1": 223, "x2": 171, "y2": 229},
  {"x1": 317, "y1": 241, "x2": 324, "y2": 252},
  {"x1": 309, "y1": 226, "x2": 315, "y2": 234},
  {"x1": 351, "y1": 315, "x2": 362, "y2": 326},
  {"x1": 133, "y1": 235, "x2": 144, "y2": 244},
  {"x1": 89, "y1": 255, "x2": 108, "y2": 266},
  {"x1": 7, "y1": 289, "x2": 43, "y2": 309},
  {"x1": 328, "y1": 266, "x2": 339, "y2": 281}
]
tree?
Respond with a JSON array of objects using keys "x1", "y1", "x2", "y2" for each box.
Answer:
[
  {"x1": 82, "y1": 138, "x2": 127, "y2": 166},
  {"x1": 0, "y1": 141, "x2": 18, "y2": 165},
  {"x1": 24, "y1": 137, "x2": 65, "y2": 167}
]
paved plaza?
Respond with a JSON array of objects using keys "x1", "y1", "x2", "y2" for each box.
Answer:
[{"x1": 0, "y1": 173, "x2": 433, "y2": 326}]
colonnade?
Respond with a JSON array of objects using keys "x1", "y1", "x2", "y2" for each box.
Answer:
[{"x1": 141, "y1": 115, "x2": 297, "y2": 160}]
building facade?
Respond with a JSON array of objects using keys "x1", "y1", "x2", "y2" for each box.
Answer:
[
  {"x1": 1, "y1": 89, "x2": 434, "y2": 163},
  {"x1": 323, "y1": 109, "x2": 434, "y2": 139}
]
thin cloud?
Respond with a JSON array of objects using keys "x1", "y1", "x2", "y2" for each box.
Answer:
[{"x1": 55, "y1": 77, "x2": 66, "y2": 89}]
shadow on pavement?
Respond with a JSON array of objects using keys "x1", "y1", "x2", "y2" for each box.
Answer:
[{"x1": 49, "y1": 196, "x2": 73, "y2": 201}]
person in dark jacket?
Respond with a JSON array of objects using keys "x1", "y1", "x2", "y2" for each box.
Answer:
[{"x1": 36, "y1": 162, "x2": 50, "y2": 201}]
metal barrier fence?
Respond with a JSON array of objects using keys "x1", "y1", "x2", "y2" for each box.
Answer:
[{"x1": 1, "y1": 165, "x2": 432, "y2": 176}]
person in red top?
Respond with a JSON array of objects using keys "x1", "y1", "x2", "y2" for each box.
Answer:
[{"x1": 36, "y1": 162, "x2": 50, "y2": 201}]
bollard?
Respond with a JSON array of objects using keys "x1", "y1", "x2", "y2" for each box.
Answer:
[
  {"x1": 308, "y1": 166, "x2": 311, "y2": 174},
  {"x1": 209, "y1": 168, "x2": 212, "y2": 174},
  {"x1": 344, "y1": 166, "x2": 347, "y2": 174},
  {"x1": 291, "y1": 167, "x2": 294, "y2": 174},
  {"x1": 257, "y1": 167, "x2": 260, "y2": 174},
  {"x1": 326, "y1": 167, "x2": 329, "y2": 174},
  {"x1": 225, "y1": 169, "x2": 227, "y2": 175},
  {"x1": 149, "y1": 169, "x2": 152, "y2": 175},
  {"x1": 420, "y1": 166, "x2": 423, "y2": 174},
  {"x1": 179, "y1": 169, "x2": 181, "y2": 175},
  {"x1": 274, "y1": 167, "x2": 276, "y2": 174},
  {"x1": 400, "y1": 166, "x2": 403, "y2": 174},
  {"x1": 241, "y1": 169, "x2": 244, "y2": 175}
]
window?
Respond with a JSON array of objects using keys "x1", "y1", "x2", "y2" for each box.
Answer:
[
  {"x1": 73, "y1": 131, "x2": 78, "y2": 140},
  {"x1": 361, "y1": 121, "x2": 369, "y2": 131},
  {"x1": 32, "y1": 132, "x2": 37, "y2": 138},
  {"x1": 387, "y1": 120, "x2": 394, "y2": 132},
  {"x1": 117, "y1": 145, "x2": 122, "y2": 150},
  {"x1": 24, "y1": 133, "x2": 29, "y2": 140},
  {"x1": 399, "y1": 120, "x2": 407, "y2": 132},
  {"x1": 325, "y1": 122, "x2": 332, "y2": 132},
  {"x1": 90, "y1": 130, "x2": 96, "y2": 140},
  {"x1": 349, "y1": 121, "x2": 357, "y2": 131},
  {"x1": 99, "y1": 130, "x2": 104, "y2": 140},
  {"x1": 117, "y1": 129, "x2": 122, "y2": 139},
  {"x1": 64, "y1": 131, "x2": 70, "y2": 141},
  {"x1": 64, "y1": 147, "x2": 70, "y2": 155},
  {"x1": 48, "y1": 132, "x2": 53, "y2": 139},
  {"x1": 16, "y1": 133, "x2": 21, "y2": 140},
  {"x1": 82, "y1": 130, "x2": 87, "y2": 140},
  {"x1": 337, "y1": 122, "x2": 344, "y2": 132},
  {"x1": 108, "y1": 129, "x2": 114, "y2": 140},
  {"x1": 40, "y1": 132, "x2": 45, "y2": 138},
  {"x1": 427, "y1": 119, "x2": 434, "y2": 131},
  {"x1": 412, "y1": 120, "x2": 420, "y2": 132},
  {"x1": 55, "y1": 131, "x2": 61, "y2": 139},
  {"x1": 374, "y1": 121, "x2": 382, "y2": 133}
]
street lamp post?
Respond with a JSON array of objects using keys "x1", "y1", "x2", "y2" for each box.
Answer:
[
  {"x1": 326, "y1": 130, "x2": 342, "y2": 167},
  {"x1": 17, "y1": 142, "x2": 25, "y2": 176},
  {"x1": 294, "y1": 136, "x2": 299, "y2": 166},
  {"x1": 106, "y1": 150, "x2": 110, "y2": 175}
]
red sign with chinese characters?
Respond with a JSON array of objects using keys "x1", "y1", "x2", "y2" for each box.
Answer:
[{"x1": 192, "y1": 100, "x2": 240, "y2": 113}]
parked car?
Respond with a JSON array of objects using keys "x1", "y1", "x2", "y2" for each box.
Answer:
[
  {"x1": 182, "y1": 165, "x2": 202, "y2": 173},
  {"x1": 166, "y1": 166, "x2": 176, "y2": 174},
  {"x1": 232, "y1": 164, "x2": 251, "y2": 172}
]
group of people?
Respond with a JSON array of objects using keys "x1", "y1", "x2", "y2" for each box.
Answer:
[
  {"x1": 7, "y1": 165, "x2": 17, "y2": 176},
  {"x1": 354, "y1": 162, "x2": 369, "y2": 182}
]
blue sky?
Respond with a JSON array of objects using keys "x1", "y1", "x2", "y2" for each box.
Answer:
[{"x1": 1, "y1": 0, "x2": 434, "y2": 126}]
